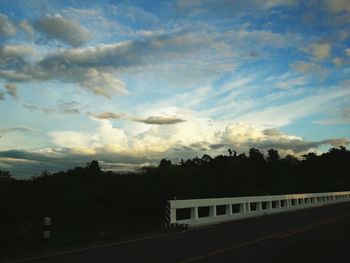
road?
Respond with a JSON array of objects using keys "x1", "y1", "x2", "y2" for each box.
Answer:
[{"x1": 4, "y1": 202, "x2": 350, "y2": 263}]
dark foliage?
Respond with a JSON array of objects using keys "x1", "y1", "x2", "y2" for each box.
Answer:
[{"x1": 1, "y1": 146, "x2": 350, "y2": 254}]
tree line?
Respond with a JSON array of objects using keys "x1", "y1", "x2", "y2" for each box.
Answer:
[{"x1": 1, "y1": 146, "x2": 350, "y2": 254}]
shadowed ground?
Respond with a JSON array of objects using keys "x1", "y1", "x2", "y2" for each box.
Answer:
[{"x1": 2, "y1": 202, "x2": 350, "y2": 263}]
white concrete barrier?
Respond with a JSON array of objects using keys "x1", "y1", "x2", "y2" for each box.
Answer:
[{"x1": 165, "y1": 191, "x2": 350, "y2": 228}]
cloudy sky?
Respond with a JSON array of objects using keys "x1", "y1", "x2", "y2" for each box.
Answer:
[{"x1": 1, "y1": 0, "x2": 350, "y2": 178}]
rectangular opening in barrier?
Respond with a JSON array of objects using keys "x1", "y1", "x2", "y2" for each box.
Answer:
[
  {"x1": 298, "y1": 199, "x2": 303, "y2": 205},
  {"x1": 317, "y1": 197, "x2": 322, "y2": 202},
  {"x1": 250, "y1": 202, "x2": 257, "y2": 211},
  {"x1": 281, "y1": 200, "x2": 286, "y2": 207},
  {"x1": 291, "y1": 199, "x2": 297, "y2": 206},
  {"x1": 216, "y1": 205, "x2": 226, "y2": 216},
  {"x1": 261, "y1": 202, "x2": 267, "y2": 210},
  {"x1": 304, "y1": 198, "x2": 308, "y2": 204},
  {"x1": 198, "y1": 206, "x2": 210, "y2": 218},
  {"x1": 176, "y1": 208, "x2": 191, "y2": 220},
  {"x1": 272, "y1": 201, "x2": 278, "y2": 208},
  {"x1": 232, "y1": 204, "x2": 240, "y2": 213}
]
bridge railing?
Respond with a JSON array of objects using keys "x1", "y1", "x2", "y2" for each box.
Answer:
[{"x1": 165, "y1": 191, "x2": 350, "y2": 228}]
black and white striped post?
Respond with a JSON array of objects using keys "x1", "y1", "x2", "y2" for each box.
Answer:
[
  {"x1": 42, "y1": 216, "x2": 51, "y2": 245},
  {"x1": 164, "y1": 197, "x2": 189, "y2": 229},
  {"x1": 164, "y1": 201, "x2": 171, "y2": 228}
]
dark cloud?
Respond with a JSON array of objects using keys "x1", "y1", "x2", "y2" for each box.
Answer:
[
  {"x1": 134, "y1": 116, "x2": 186, "y2": 125},
  {"x1": 250, "y1": 51, "x2": 259, "y2": 58},
  {"x1": 211, "y1": 125, "x2": 350, "y2": 154},
  {"x1": 0, "y1": 25, "x2": 291, "y2": 97},
  {"x1": 322, "y1": 138, "x2": 350, "y2": 147},
  {"x1": 190, "y1": 142, "x2": 206, "y2": 149},
  {"x1": 34, "y1": 14, "x2": 92, "y2": 46},
  {"x1": 23, "y1": 104, "x2": 39, "y2": 111},
  {"x1": 246, "y1": 137, "x2": 350, "y2": 153},
  {"x1": 56, "y1": 101, "x2": 81, "y2": 114},
  {"x1": 0, "y1": 126, "x2": 38, "y2": 134},
  {"x1": 0, "y1": 148, "x2": 151, "y2": 178},
  {"x1": 37, "y1": 32, "x2": 209, "y2": 71},
  {"x1": 209, "y1": 143, "x2": 231, "y2": 150},
  {"x1": 95, "y1": 111, "x2": 186, "y2": 125},
  {"x1": 23, "y1": 101, "x2": 82, "y2": 115},
  {"x1": 342, "y1": 108, "x2": 350, "y2": 119},
  {"x1": 5, "y1": 83, "x2": 18, "y2": 99},
  {"x1": 96, "y1": 112, "x2": 124, "y2": 120},
  {"x1": 263, "y1": 128, "x2": 283, "y2": 136}
]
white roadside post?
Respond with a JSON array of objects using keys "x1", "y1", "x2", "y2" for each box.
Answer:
[{"x1": 43, "y1": 216, "x2": 51, "y2": 245}]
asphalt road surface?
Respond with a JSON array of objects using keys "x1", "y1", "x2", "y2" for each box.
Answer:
[{"x1": 4, "y1": 202, "x2": 350, "y2": 263}]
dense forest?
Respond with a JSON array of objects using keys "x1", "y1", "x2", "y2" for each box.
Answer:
[{"x1": 1, "y1": 146, "x2": 350, "y2": 255}]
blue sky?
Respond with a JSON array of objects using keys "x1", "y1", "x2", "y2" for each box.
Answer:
[{"x1": 0, "y1": 0, "x2": 350, "y2": 177}]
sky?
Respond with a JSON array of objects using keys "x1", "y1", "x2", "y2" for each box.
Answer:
[{"x1": 0, "y1": 0, "x2": 350, "y2": 178}]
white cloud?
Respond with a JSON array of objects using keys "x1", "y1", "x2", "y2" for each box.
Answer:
[
  {"x1": 235, "y1": 86, "x2": 350, "y2": 127},
  {"x1": 81, "y1": 69, "x2": 127, "y2": 98},
  {"x1": 40, "y1": 117, "x2": 349, "y2": 173},
  {"x1": 323, "y1": 0, "x2": 350, "y2": 13},
  {"x1": 346, "y1": 48, "x2": 350, "y2": 57},
  {"x1": 292, "y1": 61, "x2": 327, "y2": 75},
  {"x1": 315, "y1": 108, "x2": 350, "y2": 125},
  {"x1": 0, "y1": 45, "x2": 35, "y2": 65},
  {"x1": 0, "y1": 14, "x2": 16, "y2": 37},
  {"x1": 332, "y1": 57, "x2": 343, "y2": 66},
  {"x1": 306, "y1": 43, "x2": 331, "y2": 60},
  {"x1": 2, "y1": 115, "x2": 348, "y2": 177},
  {"x1": 175, "y1": 0, "x2": 298, "y2": 16},
  {"x1": 18, "y1": 20, "x2": 34, "y2": 38},
  {"x1": 48, "y1": 120, "x2": 128, "y2": 153},
  {"x1": 276, "y1": 76, "x2": 307, "y2": 89},
  {"x1": 48, "y1": 131, "x2": 98, "y2": 149}
]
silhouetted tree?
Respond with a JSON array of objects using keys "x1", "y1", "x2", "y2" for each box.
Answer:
[
  {"x1": 249, "y1": 148, "x2": 265, "y2": 163},
  {"x1": 2, "y1": 146, "x2": 350, "y2": 254},
  {"x1": 283, "y1": 154, "x2": 299, "y2": 164},
  {"x1": 0, "y1": 170, "x2": 13, "y2": 180},
  {"x1": 267, "y1": 148, "x2": 280, "y2": 162},
  {"x1": 159, "y1": 159, "x2": 172, "y2": 167},
  {"x1": 86, "y1": 160, "x2": 101, "y2": 173},
  {"x1": 302, "y1": 152, "x2": 318, "y2": 161},
  {"x1": 201, "y1": 154, "x2": 212, "y2": 163}
]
